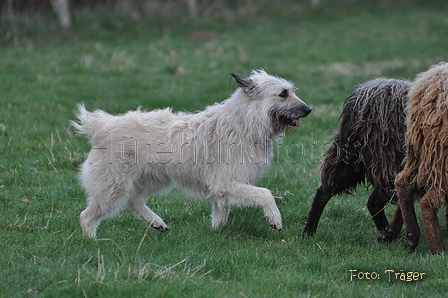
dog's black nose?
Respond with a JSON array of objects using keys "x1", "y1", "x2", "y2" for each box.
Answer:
[{"x1": 303, "y1": 105, "x2": 312, "y2": 116}]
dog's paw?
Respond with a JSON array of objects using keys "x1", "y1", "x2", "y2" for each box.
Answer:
[
  {"x1": 147, "y1": 217, "x2": 169, "y2": 232},
  {"x1": 264, "y1": 205, "x2": 282, "y2": 231},
  {"x1": 266, "y1": 215, "x2": 282, "y2": 231},
  {"x1": 268, "y1": 218, "x2": 282, "y2": 231},
  {"x1": 152, "y1": 224, "x2": 169, "y2": 232}
]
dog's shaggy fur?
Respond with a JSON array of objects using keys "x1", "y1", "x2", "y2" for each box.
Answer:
[
  {"x1": 302, "y1": 78, "x2": 411, "y2": 238},
  {"x1": 382, "y1": 62, "x2": 448, "y2": 253},
  {"x1": 72, "y1": 70, "x2": 311, "y2": 238}
]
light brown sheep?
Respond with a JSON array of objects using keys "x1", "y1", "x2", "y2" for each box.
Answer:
[{"x1": 382, "y1": 62, "x2": 448, "y2": 253}]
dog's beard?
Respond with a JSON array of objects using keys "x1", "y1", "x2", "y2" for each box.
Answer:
[{"x1": 269, "y1": 106, "x2": 306, "y2": 133}]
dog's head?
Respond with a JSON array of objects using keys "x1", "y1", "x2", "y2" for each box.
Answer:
[{"x1": 231, "y1": 70, "x2": 312, "y2": 134}]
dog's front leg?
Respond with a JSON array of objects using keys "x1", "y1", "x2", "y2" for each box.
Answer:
[
  {"x1": 211, "y1": 199, "x2": 230, "y2": 230},
  {"x1": 214, "y1": 183, "x2": 282, "y2": 231}
]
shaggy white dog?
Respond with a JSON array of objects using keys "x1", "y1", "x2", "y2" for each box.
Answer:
[{"x1": 72, "y1": 70, "x2": 311, "y2": 238}]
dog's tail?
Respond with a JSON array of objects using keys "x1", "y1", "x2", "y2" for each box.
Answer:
[{"x1": 70, "y1": 103, "x2": 111, "y2": 143}]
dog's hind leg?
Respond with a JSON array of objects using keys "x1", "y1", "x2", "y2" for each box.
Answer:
[
  {"x1": 80, "y1": 205, "x2": 101, "y2": 238},
  {"x1": 79, "y1": 158, "x2": 136, "y2": 238},
  {"x1": 80, "y1": 184, "x2": 129, "y2": 238},
  {"x1": 126, "y1": 176, "x2": 172, "y2": 231}
]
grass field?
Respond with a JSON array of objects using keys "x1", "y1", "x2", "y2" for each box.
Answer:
[{"x1": 1, "y1": 1, "x2": 448, "y2": 297}]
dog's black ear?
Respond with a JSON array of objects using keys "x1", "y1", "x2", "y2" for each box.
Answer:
[{"x1": 230, "y1": 73, "x2": 259, "y2": 96}]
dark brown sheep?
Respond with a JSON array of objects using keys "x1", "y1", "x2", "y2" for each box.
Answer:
[
  {"x1": 380, "y1": 62, "x2": 448, "y2": 253},
  {"x1": 302, "y1": 78, "x2": 411, "y2": 239}
]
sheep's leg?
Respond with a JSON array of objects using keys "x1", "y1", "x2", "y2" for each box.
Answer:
[
  {"x1": 378, "y1": 204, "x2": 403, "y2": 243},
  {"x1": 420, "y1": 190, "x2": 445, "y2": 254},
  {"x1": 446, "y1": 205, "x2": 448, "y2": 234},
  {"x1": 402, "y1": 201, "x2": 419, "y2": 253},
  {"x1": 395, "y1": 176, "x2": 420, "y2": 253},
  {"x1": 367, "y1": 187, "x2": 390, "y2": 232},
  {"x1": 302, "y1": 186, "x2": 332, "y2": 237}
]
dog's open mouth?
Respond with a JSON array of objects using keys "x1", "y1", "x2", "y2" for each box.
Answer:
[
  {"x1": 269, "y1": 105, "x2": 312, "y2": 131},
  {"x1": 279, "y1": 116, "x2": 301, "y2": 127}
]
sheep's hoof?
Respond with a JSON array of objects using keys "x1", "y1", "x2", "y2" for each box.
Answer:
[
  {"x1": 377, "y1": 227, "x2": 398, "y2": 243},
  {"x1": 404, "y1": 241, "x2": 416, "y2": 253},
  {"x1": 378, "y1": 234, "x2": 390, "y2": 243},
  {"x1": 430, "y1": 246, "x2": 445, "y2": 254},
  {"x1": 302, "y1": 230, "x2": 315, "y2": 238},
  {"x1": 404, "y1": 233, "x2": 418, "y2": 253},
  {"x1": 429, "y1": 242, "x2": 445, "y2": 254}
]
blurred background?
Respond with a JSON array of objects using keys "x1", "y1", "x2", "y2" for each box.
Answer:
[{"x1": 2, "y1": 0, "x2": 448, "y2": 170}]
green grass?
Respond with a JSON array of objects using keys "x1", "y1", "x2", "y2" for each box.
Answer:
[{"x1": 2, "y1": 1, "x2": 448, "y2": 296}]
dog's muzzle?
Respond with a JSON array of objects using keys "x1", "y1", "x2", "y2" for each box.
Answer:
[{"x1": 271, "y1": 104, "x2": 312, "y2": 128}]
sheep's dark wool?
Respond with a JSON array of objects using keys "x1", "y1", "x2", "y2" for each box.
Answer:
[
  {"x1": 382, "y1": 62, "x2": 448, "y2": 254},
  {"x1": 302, "y1": 78, "x2": 411, "y2": 238}
]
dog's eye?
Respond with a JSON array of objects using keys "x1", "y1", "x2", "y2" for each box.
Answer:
[{"x1": 279, "y1": 90, "x2": 288, "y2": 98}]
